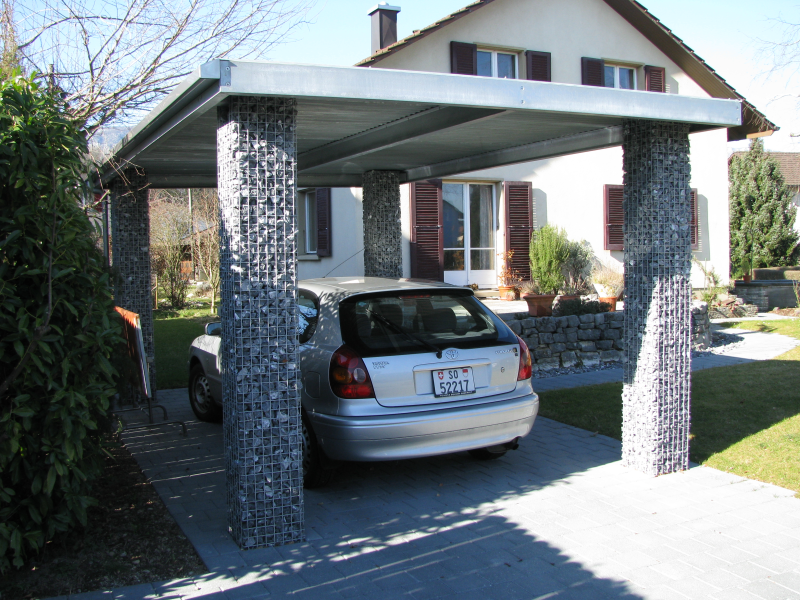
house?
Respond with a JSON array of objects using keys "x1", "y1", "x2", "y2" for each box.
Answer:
[
  {"x1": 730, "y1": 150, "x2": 800, "y2": 235},
  {"x1": 293, "y1": 0, "x2": 775, "y2": 288}
]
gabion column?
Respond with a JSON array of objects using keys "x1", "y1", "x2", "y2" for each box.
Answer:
[
  {"x1": 621, "y1": 120, "x2": 692, "y2": 476},
  {"x1": 363, "y1": 170, "x2": 403, "y2": 277},
  {"x1": 109, "y1": 168, "x2": 156, "y2": 391},
  {"x1": 217, "y1": 97, "x2": 304, "y2": 549}
]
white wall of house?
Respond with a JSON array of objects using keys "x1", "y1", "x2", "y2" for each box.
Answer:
[
  {"x1": 297, "y1": 187, "x2": 365, "y2": 280},
  {"x1": 298, "y1": 0, "x2": 735, "y2": 287}
]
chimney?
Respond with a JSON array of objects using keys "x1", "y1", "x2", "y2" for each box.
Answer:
[{"x1": 369, "y1": 3, "x2": 401, "y2": 54}]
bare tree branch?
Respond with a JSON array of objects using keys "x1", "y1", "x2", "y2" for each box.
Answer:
[{"x1": 11, "y1": 0, "x2": 315, "y2": 132}]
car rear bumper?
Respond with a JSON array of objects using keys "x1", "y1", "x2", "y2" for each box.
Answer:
[{"x1": 307, "y1": 392, "x2": 539, "y2": 461}]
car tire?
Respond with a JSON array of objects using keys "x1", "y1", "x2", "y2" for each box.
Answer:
[
  {"x1": 468, "y1": 445, "x2": 508, "y2": 460},
  {"x1": 302, "y1": 413, "x2": 336, "y2": 488},
  {"x1": 188, "y1": 364, "x2": 222, "y2": 423}
]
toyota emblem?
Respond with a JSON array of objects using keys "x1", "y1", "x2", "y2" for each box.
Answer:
[{"x1": 445, "y1": 349, "x2": 459, "y2": 360}]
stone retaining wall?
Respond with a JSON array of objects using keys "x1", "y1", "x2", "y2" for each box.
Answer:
[
  {"x1": 733, "y1": 280, "x2": 798, "y2": 312},
  {"x1": 501, "y1": 301, "x2": 712, "y2": 372},
  {"x1": 503, "y1": 312, "x2": 624, "y2": 372}
]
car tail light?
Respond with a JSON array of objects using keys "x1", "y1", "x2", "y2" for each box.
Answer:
[
  {"x1": 516, "y1": 335, "x2": 532, "y2": 381},
  {"x1": 330, "y1": 345, "x2": 376, "y2": 399}
]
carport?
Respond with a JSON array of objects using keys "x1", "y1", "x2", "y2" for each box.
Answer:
[{"x1": 102, "y1": 59, "x2": 742, "y2": 550}]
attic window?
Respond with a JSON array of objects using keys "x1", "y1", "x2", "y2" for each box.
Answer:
[
  {"x1": 604, "y1": 65, "x2": 636, "y2": 90},
  {"x1": 477, "y1": 50, "x2": 517, "y2": 79}
]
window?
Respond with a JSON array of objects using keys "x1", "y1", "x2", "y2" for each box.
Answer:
[
  {"x1": 476, "y1": 50, "x2": 517, "y2": 78},
  {"x1": 298, "y1": 188, "x2": 331, "y2": 257},
  {"x1": 604, "y1": 65, "x2": 635, "y2": 90},
  {"x1": 442, "y1": 183, "x2": 495, "y2": 275},
  {"x1": 304, "y1": 190, "x2": 317, "y2": 254}
]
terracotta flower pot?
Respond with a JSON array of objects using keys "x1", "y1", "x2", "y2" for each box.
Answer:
[
  {"x1": 522, "y1": 293, "x2": 557, "y2": 317},
  {"x1": 742, "y1": 274, "x2": 752, "y2": 283},
  {"x1": 498, "y1": 285, "x2": 519, "y2": 301},
  {"x1": 599, "y1": 297, "x2": 617, "y2": 311}
]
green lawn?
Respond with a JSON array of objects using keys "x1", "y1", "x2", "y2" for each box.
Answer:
[
  {"x1": 153, "y1": 300, "x2": 218, "y2": 389},
  {"x1": 538, "y1": 319, "x2": 800, "y2": 494}
]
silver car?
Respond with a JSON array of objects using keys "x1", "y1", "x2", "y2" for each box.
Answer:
[{"x1": 188, "y1": 277, "x2": 539, "y2": 487}]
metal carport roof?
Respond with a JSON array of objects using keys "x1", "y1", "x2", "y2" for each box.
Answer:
[{"x1": 104, "y1": 59, "x2": 742, "y2": 189}]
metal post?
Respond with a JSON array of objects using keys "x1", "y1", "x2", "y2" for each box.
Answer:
[
  {"x1": 362, "y1": 170, "x2": 403, "y2": 277},
  {"x1": 217, "y1": 96, "x2": 304, "y2": 549},
  {"x1": 621, "y1": 120, "x2": 692, "y2": 476}
]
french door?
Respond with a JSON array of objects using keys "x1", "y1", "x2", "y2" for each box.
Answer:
[{"x1": 442, "y1": 183, "x2": 496, "y2": 287}]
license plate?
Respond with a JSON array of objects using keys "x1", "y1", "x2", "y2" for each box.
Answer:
[{"x1": 432, "y1": 367, "x2": 476, "y2": 397}]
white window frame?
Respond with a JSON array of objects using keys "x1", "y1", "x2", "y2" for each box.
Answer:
[
  {"x1": 604, "y1": 64, "x2": 637, "y2": 90},
  {"x1": 476, "y1": 49, "x2": 519, "y2": 79},
  {"x1": 297, "y1": 189, "x2": 317, "y2": 255},
  {"x1": 442, "y1": 181, "x2": 497, "y2": 287}
]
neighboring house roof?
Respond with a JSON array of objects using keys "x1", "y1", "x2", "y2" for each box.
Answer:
[
  {"x1": 355, "y1": 0, "x2": 775, "y2": 141},
  {"x1": 731, "y1": 151, "x2": 800, "y2": 188}
]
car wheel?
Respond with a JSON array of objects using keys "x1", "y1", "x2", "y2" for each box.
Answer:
[
  {"x1": 188, "y1": 364, "x2": 222, "y2": 423},
  {"x1": 302, "y1": 413, "x2": 336, "y2": 488},
  {"x1": 468, "y1": 445, "x2": 508, "y2": 460}
]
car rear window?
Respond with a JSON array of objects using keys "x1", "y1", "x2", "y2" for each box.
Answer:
[{"x1": 338, "y1": 289, "x2": 516, "y2": 357}]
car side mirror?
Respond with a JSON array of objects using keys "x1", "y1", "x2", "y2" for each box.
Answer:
[{"x1": 205, "y1": 322, "x2": 222, "y2": 336}]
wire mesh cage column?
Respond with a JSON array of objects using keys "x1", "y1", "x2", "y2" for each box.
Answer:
[
  {"x1": 621, "y1": 120, "x2": 692, "y2": 476},
  {"x1": 363, "y1": 170, "x2": 403, "y2": 277},
  {"x1": 110, "y1": 168, "x2": 157, "y2": 391},
  {"x1": 217, "y1": 96, "x2": 305, "y2": 548}
]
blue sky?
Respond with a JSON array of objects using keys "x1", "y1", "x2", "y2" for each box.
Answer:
[{"x1": 265, "y1": 0, "x2": 800, "y2": 152}]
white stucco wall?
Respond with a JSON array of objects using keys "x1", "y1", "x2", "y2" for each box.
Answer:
[
  {"x1": 327, "y1": 0, "x2": 734, "y2": 286},
  {"x1": 297, "y1": 187, "x2": 365, "y2": 280},
  {"x1": 373, "y1": 0, "x2": 710, "y2": 99}
]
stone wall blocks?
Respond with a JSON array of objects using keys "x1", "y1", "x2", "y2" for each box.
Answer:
[
  {"x1": 566, "y1": 332, "x2": 578, "y2": 343},
  {"x1": 533, "y1": 348, "x2": 552, "y2": 360},
  {"x1": 594, "y1": 313, "x2": 606, "y2": 326},
  {"x1": 552, "y1": 333, "x2": 567, "y2": 343},
  {"x1": 538, "y1": 332, "x2": 554, "y2": 344},
  {"x1": 595, "y1": 340, "x2": 613, "y2": 351},
  {"x1": 577, "y1": 341, "x2": 597, "y2": 352},
  {"x1": 579, "y1": 314, "x2": 595, "y2": 324},
  {"x1": 603, "y1": 329, "x2": 621, "y2": 341},
  {"x1": 526, "y1": 334, "x2": 539, "y2": 347},
  {"x1": 507, "y1": 320, "x2": 522, "y2": 335},
  {"x1": 521, "y1": 318, "x2": 536, "y2": 330},
  {"x1": 537, "y1": 317, "x2": 557, "y2": 333},
  {"x1": 565, "y1": 342, "x2": 577, "y2": 350},
  {"x1": 537, "y1": 357, "x2": 561, "y2": 370},
  {"x1": 555, "y1": 316, "x2": 570, "y2": 329},
  {"x1": 579, "y1": 323, "x2": 595, "y2": 330},
  {"x1": 600, "y1": 350, "x2": 622, "y2": 362},
  {"x1": 577, "y1": 329, "x2": 602, "y2": 341},
  {"x1": 566, "y1": 315, "x2": 580, "y2": 327},
  {"x1": 579, "y1": 352, "x2": 600, "y2": 367},
  {"x1": 551, "y1": 343, "x2": 567, "y2": 353},
  {"x1": 613, "y1": 339, "x2": 624, "y2": 351},
  {"x1": 560, "y1": 351, "x2": 578, "y2": 368}
]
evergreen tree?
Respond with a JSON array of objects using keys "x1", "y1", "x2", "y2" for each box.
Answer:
[{"x1": 729, "y1": 139, "x2": 799, "y2": 275}]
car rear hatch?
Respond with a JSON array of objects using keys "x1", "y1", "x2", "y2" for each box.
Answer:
[{"x1": 338, "y1": 289, "x2": 521, "y2": 408}]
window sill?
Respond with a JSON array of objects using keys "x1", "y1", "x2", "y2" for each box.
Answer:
[{"x1": 298, "y1": 254, "x2": 321, "y2": 261}]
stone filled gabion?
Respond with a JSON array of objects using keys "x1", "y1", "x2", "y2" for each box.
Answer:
[
  {"x1": 217, "y1": 97, "x2": 304, "y2": 549},
  {"x1": 362, "y1": 170, "x2": 403, "y2": 277},
  {"x1": 109, "y1": 168, "x2": 156, "y2": 392},
  {"x1": 621, "y1": 120, "x2": 692, "y2": 476}
]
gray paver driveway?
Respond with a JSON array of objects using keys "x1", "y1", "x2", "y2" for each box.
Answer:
[{"x1": 68, "y1": 387, "x2": 800, "y2": 600}]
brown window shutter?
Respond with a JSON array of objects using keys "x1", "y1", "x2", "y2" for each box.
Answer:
[
  {"x1": 644, "y1": 66, "x2": 666, "y2": 93},
  {"x1": 525, "y1": 50, "x2": 551, "y2": 82},
  {"x1": 410, "y1": 180, "x2": 443, "y2": 280},
  {"x1": 581, "y1": 57, "x2": 605, "y2": 86},
  {"x1": 505, "y1": 181, "x2": 533, "y2": 281},
  {"x1": 690, "y1": 188, "x2": 699, "y2": 250},
  {"x1": 604, "y1": 184, "x2": 624, "y2": 251},
  {"x1": 316, "y1": 188, "x2": 332, "y2": 257},
  {"x1": 450, "y1": 41, "x2": 477, "y2": 75}
]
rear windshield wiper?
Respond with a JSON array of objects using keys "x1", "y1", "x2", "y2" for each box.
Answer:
[{"x1": 365, "y1": 308, "x2": 443, "y2": 359}]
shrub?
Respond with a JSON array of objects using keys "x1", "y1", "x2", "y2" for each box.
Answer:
[
  {"x1": 529, "y1": 224, "x2": 569, "y2": 294},
  {"x1": 0, "y1": 73, "x2": 121, "y2": 571},
  {"x1": 553, "y1": 298, "x2": 612, "y2": 317},
  {"x1": 729, "y1": 139, "x2": 799, "y2": 274}
]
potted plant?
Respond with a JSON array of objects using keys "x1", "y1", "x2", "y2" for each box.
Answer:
[
  {"x1": 519, "y1": 280, "x2": 551, "y2": 316},
  {"x1": 741, "y1": 257, "x2": 752, "y2": 283},
  {"x1": 590, "y1": 261, "x2": 624, "y2": 311},
  {"x1": 525, "y1": 225, "x2": 569, "y2": 316},
  {"x1": 497, "y1": 250, "x2": 521, "y2": 300}
]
